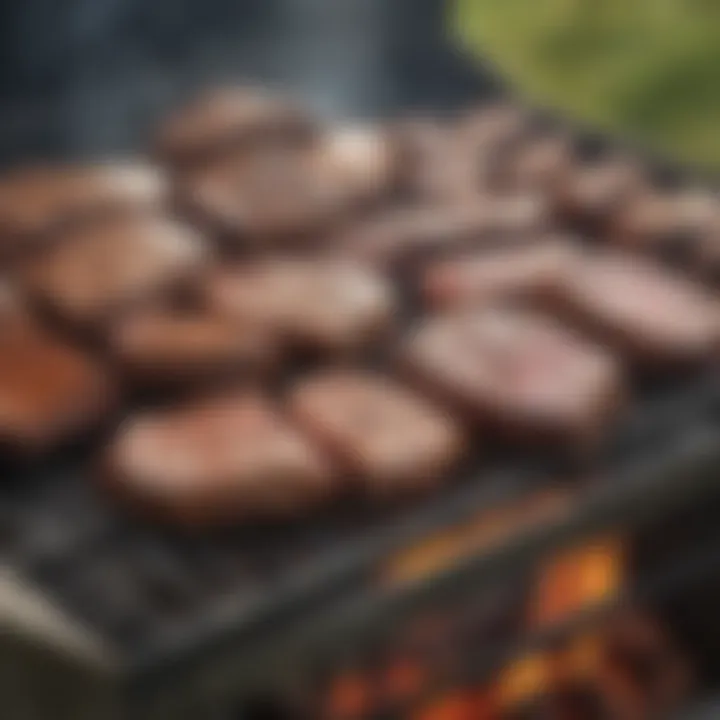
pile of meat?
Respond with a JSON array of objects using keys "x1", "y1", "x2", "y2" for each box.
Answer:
[{"x1": 1, "y1": 87, "x2": 719, "y2": 527}]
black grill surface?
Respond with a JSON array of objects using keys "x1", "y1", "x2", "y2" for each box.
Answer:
[{"x1": 1, "y1": 369, "x2": 719, "y2": 671}]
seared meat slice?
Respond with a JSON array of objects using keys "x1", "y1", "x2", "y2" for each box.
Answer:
[
  {"x1": 23, "y1": 215, "x2": 208, "y2": 329},
  {"x1": 421, "y1": 239, "x2": 577, "y2": 310},
  {"x1": 105, "y1": 393, "x2": 333, "y2": 526},
  {"x1": 110, "y1": 311, "x2": 278, "y2": 390},
  {"x1": 556, "y1": 158, "x2": 646, "y2": 228},
  {"x1": 204, "y1": 260, "x2": 395, "y2": 355},
  {"x1": 402, "y1": 308, "x2": 623, "y2": 446},
  {"x1": 181, "y1": 145, "x2": 345, "y2": 247},
  {"x1": 555, "y1": 252, "x2": 720, "y2": 365},
  {"x1": 335, "y1": 198, "x2": 549, "y2": 269},
  {"x1": 155, "y1": 87, "x2": 315, "y2": 167},
  {"x1": 0, "y1": 162, "x2": 166, "y2": 252},
  {"x1": 290, "y1": 371, "x2": 466, "y2": 498},
  {"x1": 0, "y1": 325, "x2": 116, "y2": 453}
]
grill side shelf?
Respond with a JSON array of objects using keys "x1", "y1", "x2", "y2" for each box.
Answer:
[{"x1": 0, "y1": 566, "x2": 121, "y2": 720}]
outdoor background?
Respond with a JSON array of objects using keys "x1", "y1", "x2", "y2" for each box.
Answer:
[
  {"x1": 454, "y1": 0, "x2": 720, "y2": 168},
  {"x1": 0, "y1": 0, "x2": 717, "y2": 169}
]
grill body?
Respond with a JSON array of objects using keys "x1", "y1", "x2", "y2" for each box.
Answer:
[{"x1": 0, "y1": 1, "x2": 720, "y2": 718}]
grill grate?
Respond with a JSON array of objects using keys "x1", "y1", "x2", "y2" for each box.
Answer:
[{"x1": 1, "y1": 368, "x2": 718, "y2": 666}]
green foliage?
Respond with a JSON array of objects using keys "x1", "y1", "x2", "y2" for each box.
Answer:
[{"x1": 453, "y1": 0, "x2": 720, "y2": 168}]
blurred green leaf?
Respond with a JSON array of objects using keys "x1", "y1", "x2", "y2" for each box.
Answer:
[{"x1": 452, "y1": 0, "x2": 720, "y2": 168}]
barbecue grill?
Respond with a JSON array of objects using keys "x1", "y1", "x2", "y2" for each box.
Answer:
[
  {"x1": 5, "y1": 393, "x2": 720, "y2": 719},
  {"x1": 2, "y1": 1, "x2": 720, "y2": 718}
]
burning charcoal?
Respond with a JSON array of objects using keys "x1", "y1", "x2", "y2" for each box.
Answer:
[
  {"x1": 413, "y1": 692, "x2": 487, "y2": 720},
  {"x1": 495, "y1": 652, "x2": 557, "y2": 720},
  {"x1": 528, "y1": 537, "x2": 625, "y2": 630},
  {"x1": 379, "y1": 657, "x2": 428, "y2": 710},
  {"x1": 534, "y1": 616, "x2": 690, "y2": 720},
  {"x1": 598, "y1": 612, "x2": 691, "y2": 719},
  {"x1": 322, "y1": 670, "x2": 377, "y2": 720},
  {"x1": 290, "y1": 371, "x2": 466, "y2": 499}
]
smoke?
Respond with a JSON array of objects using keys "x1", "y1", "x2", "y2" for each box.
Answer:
[{"x1": 0, "y1": 0, "x2": 493, "y2": 162}]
